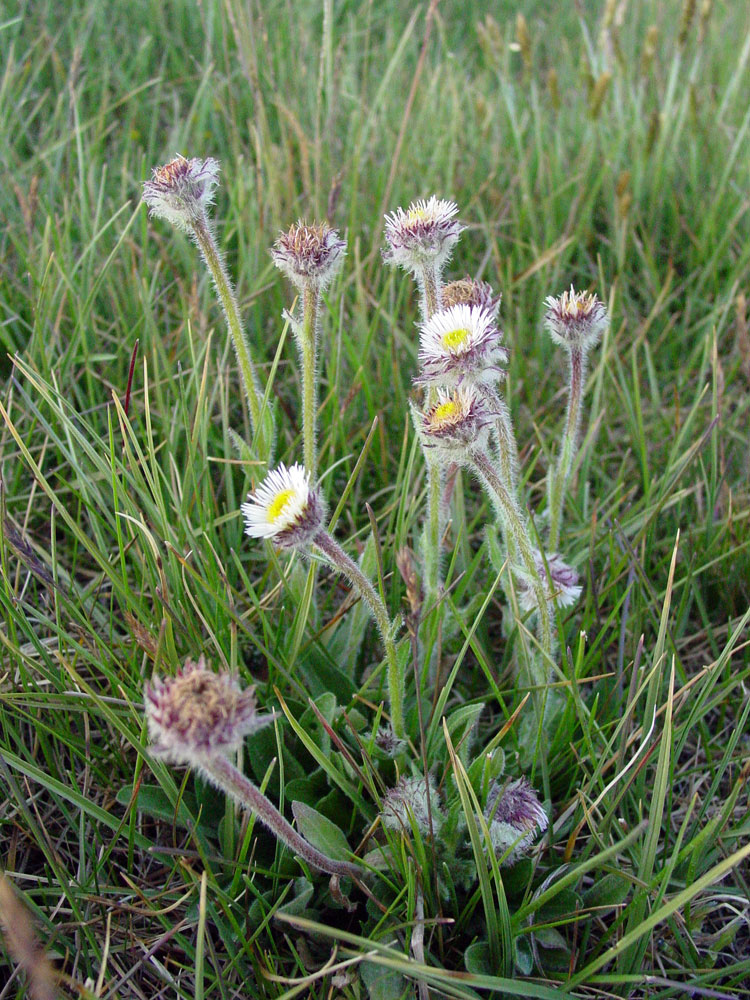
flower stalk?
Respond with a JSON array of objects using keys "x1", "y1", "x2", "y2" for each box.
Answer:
[{"x1": 142, "y1": 156, "x2": 272, "y2": 460}]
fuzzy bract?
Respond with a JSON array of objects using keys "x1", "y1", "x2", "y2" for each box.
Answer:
[
  {"x1": 142, "y1": 155, "x2": 220, "y2": 233},
  {"x1": 242, "y1": 463, "x2": 325, "y2": 549}
]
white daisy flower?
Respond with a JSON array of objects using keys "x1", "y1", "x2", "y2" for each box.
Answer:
[
  {"x1": 516, "y1": 550, "x2": 581, "y2": 614},
  {"x1": 543, "y1": 285, "x2": 609, "y2": 351},
  {"x1": 142, "y1": 155, "x2": 220, "y2": 233},
  {"x1": 241, "y1": 463, "x2": 325, "y2": 549},
  {"x1": 383, "y1": 196, "x2": 463, "y2": 272},
  {"x1": 416, "y1": 304, "x2": 508, "y2": 387}
]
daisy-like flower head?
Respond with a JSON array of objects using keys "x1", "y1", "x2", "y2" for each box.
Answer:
[
  {"x1": 485, "y1": 776, "x2": 548, "y2": 866},
  {"x1": 416, "y1": 385, "x2": 494, "y2": 463},
  {"x1": 271, "y1": 221, "x2": 346, "y2": 290},
  {"x1": 381, "y1": 775, "x2": 443, "y2": 836},
  {"x1": 142, "y1": 155, "x2": 220, "y2": 233},
  {"x1": 241, "y1": 462, "x2": 325, "y2": 550},
  {"x1": 442, "y1": 276, "x2": 501, "y2": 319},
  {"x1": 516, "y1": 550, "x2": 581, "y2": 614},
  {"x1": 543, "y1": 285, "x2": 609, "y2": 351},
  {"x1": 383, "y1": 196, "x2": 464, "y2": 273},
  {"x1": 416, "y1": 304, "x2": 508, "y2": 388},
  {"x1": 144, "y1": 657, "x2": 273, "y2": 767}
]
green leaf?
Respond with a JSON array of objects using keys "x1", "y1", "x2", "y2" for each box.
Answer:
[
  {"x1": 291, "y1": 801, "x2": 351, "y2": 861},
  {"x1": 360, "y1": 957, "x2": 407, "y2": 1000},
  {"x1": 464, "y1": 940, "x2": 492, "y2": 975},
  {"x1": 115, "y1": 782, "x2": 198, "y2": 828},
  {"x1": 582, "y1": 872, "x2": 630, "y2": 910}
]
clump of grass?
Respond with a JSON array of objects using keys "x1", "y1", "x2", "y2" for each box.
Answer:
[{"x1": 2, "y1": 1, "x2": 750, "y2": 997}]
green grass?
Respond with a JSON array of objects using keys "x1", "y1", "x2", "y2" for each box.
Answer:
[{"x1": 2, "y1": 0, "x2": 750, "y2": 996}]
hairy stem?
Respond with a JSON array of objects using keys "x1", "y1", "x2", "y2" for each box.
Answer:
[
  {"x1": 470, "y1": 449, "x2": 553, "y2": 674},
  {"x1": 548, "y1": 344, "x2": 586, "y2": 552},
  {"x1": 314, "y1": 529, "x2": 405, "y2": 739},
  {"x1": 299, "y1": 280, "x2": 320, "y2": 480},
  {"x1": 202, "y1": 755, "x2": 362, "y2": 879},
  {"x1": 192, "y1": 214, "x2": 271, "y2": 460}
]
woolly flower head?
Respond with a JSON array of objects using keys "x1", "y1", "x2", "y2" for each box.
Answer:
[
  {"x1": 485, "y1": 777, "x2": 548, "y2": 866},
  {"x1": 381, "y1": 775, "x2": 443, "y2": 836},
  {"x1": 415, "y1": 385, "x2": 494, "y2": 463},
  {"x1": 144, "y1": 657, "x2": 273, "y2": 767},
  {"x1": 543, "y1": 285, "x2": 609, "y2": 351},
  {"x1": 442, "y1": 277, "x2": 501, "y2": 320},
  {"x1": 242, "y1": 462, "x2": 325, "y2": 550},
  {"x1": 383, "y1": 196, "x2": 463, "y2": 273},
  {"x1": 517, "y1": 550, "x2": 581, "y2": 614},
  {"x1": 142, "y1": 155, "x2": 220, "y2": 233},
  {"x1": 271, "y1": 221, "x2": 346, "y2": 290},
  {"x1": 416, "y1": 304, "x2": 508, "y2": 388}
]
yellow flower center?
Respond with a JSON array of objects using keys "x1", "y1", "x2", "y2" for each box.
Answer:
[
  {"x1": 268, "y1": 489, "x2": 295, "y2": 523},
  {"x1": 434, "y1": 399, "x2": 459, "y2": 423},
  {"x1": 442, "y1": 326, "x2": 470, "y2": 351},
  {"x1": 406, "y1": 207, "x2": 427, "y2": 223}
]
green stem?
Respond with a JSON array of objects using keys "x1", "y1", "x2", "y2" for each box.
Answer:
[
  {"x1": 418, "y1": 261, "x2": 442, "y2": 320},
  {"x1": 470, "y1": 449, "x2": 553, "y2": 675},
  {"x1": 548, "y1": 344, "x2": 586, "y2": 552},
  {"x1": 314, "y1": 530, "x2": 405, "y2": 739},
  {"x1": 203, "y1": 755, "x2": 361, "y2": 879},
  {"x1": 300, "y1": 281, "x2": 320, "y2": 480},
  {"x1": 192, "y1": 215, "x2": 271, "y2": 460}
]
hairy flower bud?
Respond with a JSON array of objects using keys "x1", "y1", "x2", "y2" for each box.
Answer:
[
  {"x1": 142, "y1": 155, "x2": 220, "y2": 233},
  {"x1": 383, "y1": 197, "x2": 463, "y2": 274},
  {"x1": 543, "y1": 286, "x2": 609, "y2": 351},
  {"x1": 271, "y1": 221, "x2": 346, "y2": 290},
  {"x1": 442, "y1": 277, "x2": 501, "y2": 319},
  {"x1": 517, "y1": 550, "x2": 581, "y2": 613},
  {"x1": 144, "y1": 657, "x2": 273, "y2": 767},
  {"x1": 381, "y1": 775, "x2": 443, "y2": 836},
  {"x1": 415, "y1": 385, "x2": 494, "y2": 463},
  {"x1": 485, "y1": 776, "x2": 548, "y2": 865}
]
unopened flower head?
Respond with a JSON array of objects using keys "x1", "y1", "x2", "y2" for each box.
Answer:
[
  {"x1": 381, "y1": 775, "x2": 442, "y2": 836},
  {"x1": 144, "y1": 657, "x2": 272, "y2": 767},
  {"x1": 485, "y1": 776, "x2": 548, "y2": 866},
  {"x1": 543, "y1": 285, "x2": 609, "y2": 351},
  {"x1": 383, "y1": 196, "x2": 463, "y2": 273},
  {"x1": 416, "y1": 304, "x2": 508, "y2": 388},
  {"x1": 517, "y1": 550, "x2": 581, "y2": 614},
  {"x1": 416, "y1": 385, "x2": 494, "y2": 462},
  {"x1": 242, "y1": 462, "x2": 325, "y2": 549},
  {"x1": 442, "y1": 277, "x2": 501, "y2": 319},
  {"x1": 142, "y1": 155, "x2": 220, "y2": 233},
  {"x1": 271, "y1": 221, "x2": 346, "y2": 290}
]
